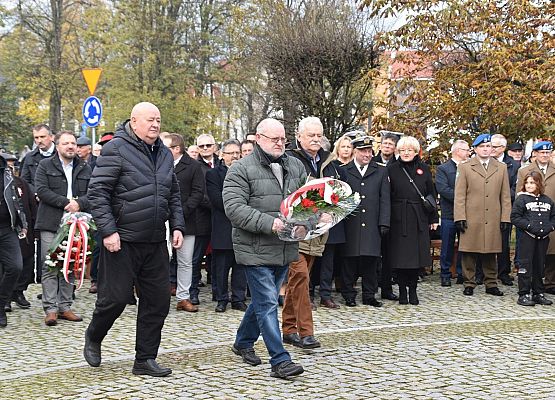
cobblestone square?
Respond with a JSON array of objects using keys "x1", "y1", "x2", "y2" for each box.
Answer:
[{"x1": 1, "y1": 274, "x2": 555, "y2": 399}]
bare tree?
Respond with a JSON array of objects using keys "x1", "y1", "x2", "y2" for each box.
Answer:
[{"x1": 257, "y1": 0, "x2": 381, "y2": 140}]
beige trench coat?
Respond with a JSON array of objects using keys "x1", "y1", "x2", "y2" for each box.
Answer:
[
  {"x1": 516, "y1": 161, "x2": 555, "y2": 254},
  {"x1": 454, "y1": 157, "x2": 512, "y2": 253}
]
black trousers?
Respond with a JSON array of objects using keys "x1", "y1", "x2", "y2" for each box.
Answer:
[
  {"x1": 190, "y1": 235, "x2": 210, "y2": 298},
  {"x1": 87, "y1": 241, "x2": 170, "y2": 361},
  {"x1": 396, "y1": 268, "x2": 419, "y2": 288},
  {"x1": 378, "y1": 235, "x2": 394, "y2": 295},
  {"x1": 14, "y1": 252, "x2": 34, "y2": 292},
  {"x1": 341, "y1": 256, "x2": 378, "y2": 301},
  {"x1": 319, "y1": 244, "x2": 336, "y2": 300},
  {"x1": 517, "y1": 235, "x2": 548, "y2": 295},
  {"x1": 212, "y1": 249, "x2": 247, "y2": 303},
  {"x1": 0, "y1": 227, "x2": 23, "y2": 307},
  {"x1": 497, "y1": 224, "x2": 512, "y2": 279}
]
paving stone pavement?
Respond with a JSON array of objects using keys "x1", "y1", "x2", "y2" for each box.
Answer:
[{"x1": 1, "y1": 274, "x2": 555, "y2": 399}]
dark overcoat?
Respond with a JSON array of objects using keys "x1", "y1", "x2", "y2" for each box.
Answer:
[
  {"x1": 174, "y1": 152, "x2": 204, "y2": 236},
  {"x1": 194, "y1": 156, "x2": 220, "y2": 236},
  {"x1": 341, "y1": 160, "x2": 390, "y2": 257},
  {"x1": 206, "y1": 163, "x2": 233, "y2": 250},
  {"x1": 387, "y1": 158, "x2": 438, "y2": 269}
]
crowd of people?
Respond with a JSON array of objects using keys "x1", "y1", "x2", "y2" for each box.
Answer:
[{"x1": 0, "y1": 102, "x2": 554, "y2": 380}]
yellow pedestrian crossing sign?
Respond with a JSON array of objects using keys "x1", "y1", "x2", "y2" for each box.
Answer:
[{"x1": 82, "y1": 68, "x2": 102, "y2": 96}]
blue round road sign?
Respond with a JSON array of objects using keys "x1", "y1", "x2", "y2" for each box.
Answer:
[{"x1": 83, "y1": 96, "x2": 103, "y2": 128}]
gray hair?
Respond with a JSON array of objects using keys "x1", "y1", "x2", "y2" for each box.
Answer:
[
  {"x1": 297, "y1": 116, "x2": 323, "y2": 136},
  {"x1": 491, "y1": 134, "x2": 507, "y2": 147},
  {"x1": 196, "y1": 133, "x2": 215, "y2": 145},
  {"x1": 451, "y1": 139, "x2": 469, "y2": 153}
]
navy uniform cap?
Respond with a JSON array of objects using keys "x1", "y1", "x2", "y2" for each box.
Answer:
[
  {"x1": 76, "y1": 136, "x2": 92, "y2": 146},
  {"x1": 533, "y1": 141, "x2": 553, "y2": 151},
  {"x1": 472, "y1": 134, "x2": 491, "y2": 147},
  {"x1": 351, "y1": 135, "x2": 373, "y2": 149}
]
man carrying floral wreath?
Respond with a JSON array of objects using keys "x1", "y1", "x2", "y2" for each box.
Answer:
[
  {"x1": 35, "y1": 131, "x2": 92, "y2": 326},
  {"x1": 223, "y1": 118, "x2": 306, "y2": 379}
]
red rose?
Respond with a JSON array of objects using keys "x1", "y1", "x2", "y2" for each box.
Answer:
[
  {"x1": 331, "y1": 193, "x2": 339, "y2": 205},
  {"x1": 318, "y1": 188, "x2": 325, "y2": 198},
  {"x1": 312, "y1": 206, "x2": 319, "y2": 213},
  {"x1": 301, "y1": 198, "x2": 315, "y2": 208}
]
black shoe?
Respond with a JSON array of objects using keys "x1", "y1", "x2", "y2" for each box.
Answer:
[
  {"x1": 278, "y1": 295, "x2": 284, "y2": 307},
  {"x1": 532, "y1": 293, "x2": 553, "y2": 305},
  {"x1": 215, "y1": 301, "x2": 227, "y2": 312},
  {"x1": 0, "y1": 308, "x2": 7, "y2": 327},
  {"x1": 456, "y1": 276, "x2": 464, "y2": 284},
  {"x1": 4, "y1": 302, "x2": 12, "y2": 312},
  {"x1": 298, "y1": 335, "x2": 321, "y2": 349},
  {"x1": 283, "y1": 333, "x2": 301, "y2": 346},
  {"x1": 381, "y1": 292, "x2": 398, "y2": 301},
  {"x1": 463, "y1": 287, "x2": 474, "y2": 296},
  {"x1": 270, "y1": 361, "x2": 304, "y2": 379},
  {"x1": 441, "y1": 278, "x2": 451, "y2": 287},
  {"x1": 132, "y1": 359, "x2": 172, "y2": 377},
  {"x1": 398, "y1": 286, "x2": 408, "y2": 305},
  {"x1": 344, "y1": 298, "x2": 357, "y2": 307},
  {"x1": 190, "y1": 295, "x2": 200, "y2": 306},
  {"x1": 362, "y1": 298, "x2": 383, "y2": 307},
  {"x1": 475, "y1": 278, "x2": 483, "y2": 285},
  {"x1": 12, "y1": 292, "x2": 31, "y2": 309},
  {"x1": 83, "y1": 331, "x2": 102, "y2": 367},
  {"x1": 232, "y1": 344, "x2": 262, "y2": 366},
  {"x1": 198, "y1": 281, "x2": 206, "y2": 287},
  {"x1": 231, "y1": 302, "x2": 247, "y2": 311},
  {"x1": 500, "y1": 277, "x2": 514, "y2": 286},
  {"x1": 485, "y1": 287, "x2": 504, "y2": 296},
  {"x1": 517, "y1": 294, "x2": 535, "y2": 306},
  {"x1": 37, "y1": 293, "x2": 42, "y2": 300},
  {"x1": 408, "y1": 287, "x2": 419, "y2": 305},
  {"x1": 544, "y1": 287, "x2": 555, "y2": 295}
]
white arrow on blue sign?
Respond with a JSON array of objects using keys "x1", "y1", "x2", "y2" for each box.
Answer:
[{"x1": 82, "y1": 96, "x2": 103, "y2": 128}]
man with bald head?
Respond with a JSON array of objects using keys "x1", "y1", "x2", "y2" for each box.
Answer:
[
  {"x1": 84, "y1": 102, "x2": 186, "y2": 377},
  {"x1": 223, "y1": 118, "x2": 306, "y2": 379}
]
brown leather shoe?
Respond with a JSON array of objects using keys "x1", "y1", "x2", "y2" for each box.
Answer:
[
  {"x1": 58, "y1": 310, "x2": 83, "y2": 322},
  {"x1": 45, "y1": 312, "x2": 58, "y2": 326},
  {"x1": 320, "y1": 299, "x2": 340, "y2": 309},
  {"x1": 176, "y1": 299, "x2": 198, "y2": 312}
]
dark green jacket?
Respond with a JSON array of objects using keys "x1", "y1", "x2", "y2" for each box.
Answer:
[{"x1": 223, "y1": 144, "x2": 306, "y2": 266}]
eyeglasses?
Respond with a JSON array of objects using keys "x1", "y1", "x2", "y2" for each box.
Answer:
[
  {"x1": 458, "y1": 148, "x2": 471, "y2": 152},
  {"x1": 492, "y1": 145, "x2": 504, "y2": 149},
  {"x1": 258, "y1": 133, "x2": 286, "y2": 144},
  {"x1": 222, "y1": 151, "x2": 241, "y2": 155},
  {"x1": 198, "y1": 144, "x2": 214, "y2": 149}
]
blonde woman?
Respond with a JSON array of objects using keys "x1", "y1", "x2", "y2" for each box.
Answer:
[
  {"x1": 387, "y1": 136, "x2": 439, "y2": 305},
  {"x1": 332, "y1": 135, "x2": 354, "y2": 165}
]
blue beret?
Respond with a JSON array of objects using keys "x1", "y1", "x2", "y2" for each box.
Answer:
[
  {"x1": 472, "y1": 134, "x2": 491, "y2": 147},
  {"x1": 533, "y1": 141, "x2": 553, "y2": 151}
]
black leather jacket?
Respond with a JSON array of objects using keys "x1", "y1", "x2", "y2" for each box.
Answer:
[{"x1": 1, "y1": 155, "x2": 27, "y2": 233}]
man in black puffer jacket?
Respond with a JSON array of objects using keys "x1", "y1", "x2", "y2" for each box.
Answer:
[{"x1": 84, "y1": 102, "x2": 185, "y2": 377}]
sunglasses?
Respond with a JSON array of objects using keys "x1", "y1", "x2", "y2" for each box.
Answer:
[{"x1": 198, "y1": 144, "x2": 214, "y2": 149}]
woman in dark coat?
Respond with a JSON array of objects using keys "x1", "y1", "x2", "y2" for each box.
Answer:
[{"x1": 387, "y1": 136, "x2": 439, "y2": 305}]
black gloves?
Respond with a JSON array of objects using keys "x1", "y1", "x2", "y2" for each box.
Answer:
[
  {"x1": 455, "y1": 220, "x2": 467, "y2": 233},
  {"x1": 500, "y1": 222, "x2": 511, "y2": 232},
  {"x1": 379, "y1": 226, "x2": 390, "y2": 237}
]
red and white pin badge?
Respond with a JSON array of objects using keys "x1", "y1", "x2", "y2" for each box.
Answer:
[{"x1": 416, "y1": 168, "x2": 424, "y2": 175}]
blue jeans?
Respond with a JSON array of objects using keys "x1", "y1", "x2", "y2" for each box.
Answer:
[
  {"x1": 440, "y1": 219, "x2": 462, "y2": 280},
  {"x1": 235, "y1": 265, "x2": 290, "y2": 366}
]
